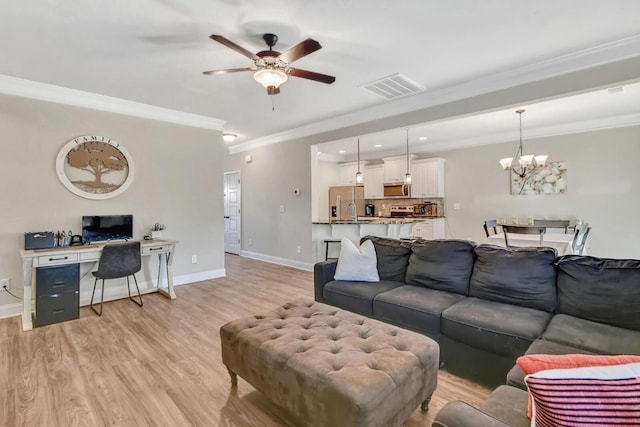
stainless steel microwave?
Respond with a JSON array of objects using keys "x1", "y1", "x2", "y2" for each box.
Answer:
[{"x1": 383, "y1": 184, "x2": 410, "y2": 198}]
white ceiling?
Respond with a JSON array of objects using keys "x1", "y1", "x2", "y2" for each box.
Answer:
[{"x1": 2, "y1": 0, "x2": 640, "y2": 150}]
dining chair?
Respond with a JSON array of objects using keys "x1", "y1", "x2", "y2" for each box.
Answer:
[
  {"x1": 483, "y1": 220, "x2": 501, "y2": 238},
  {"x1": 90, "y1": 241, "x2": 143, "y2": 316},
  {"x1": 502, "y1": 225, "x2": 546, "y2": 249},
  {"x1": 571, "y1": 225, "x2": 591, "y2": 255},
  {"x1": 533, "y1": 219, "x2": 571, "y2": 233}
]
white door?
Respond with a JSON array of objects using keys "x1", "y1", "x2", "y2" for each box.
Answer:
[{"x1": 224, "y1": 171, "x2": 241, "y2": 254}]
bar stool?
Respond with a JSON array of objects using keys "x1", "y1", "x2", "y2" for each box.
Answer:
[{"x1": 324, "y1": 239, "x2": 341, "y2": 260}]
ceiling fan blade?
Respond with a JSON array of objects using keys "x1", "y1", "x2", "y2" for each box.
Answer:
[
  {"x1": 209, "y1": 34, "x2": 259, "y2": 61},
  {"x1": 288, "y1": 68, "x2": 336, "y2": 84},
  {"x1": 278, "y1": 38, "x2": 322, "y2": 63},
  {"x1": 202, "y1": 67, "x2": 255, "y2": 75}
]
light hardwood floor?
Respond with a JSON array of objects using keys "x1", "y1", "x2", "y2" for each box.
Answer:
[{"x1": 0, "y1": 254, "x2": 490, "y2": 426}]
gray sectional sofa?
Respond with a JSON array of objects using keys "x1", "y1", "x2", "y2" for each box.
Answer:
[{"x1": 313, "y1": 236, "x2": 640, "y2": 426}]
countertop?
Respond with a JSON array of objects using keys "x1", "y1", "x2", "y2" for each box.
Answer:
[{"x1": 313, "y1": 216, "x2": 444, "y2": 225}]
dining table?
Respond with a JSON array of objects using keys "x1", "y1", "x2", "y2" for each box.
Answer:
[{"x1": 487, "y1": 227, "x2": 584, "y2": 255}]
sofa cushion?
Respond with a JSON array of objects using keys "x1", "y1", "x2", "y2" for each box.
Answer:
[
  {"x1": 360, "y1": 236, "x2": 412, "y2": 282},
  {"x1": 373, "y1": 285, "x2": 466, "y2": 337},
  {"x1": 469, "y1": 245, "x2": 557, "y2": 312},
  {"x1": 405, "y1": 239, "x2": 476, "y2": 295},
  {"x1": 506, "y1": 339, "x2": 594, "y2": 390},
  {"x1": 542, "y1": 314, "x2": 640, "y2": 355},
  {"x1": 323, "y1": 280, "x2": 405, "y2": 317},
  {"x1": 556, "y1": 255, "x2": 640, "y2": 331},
  {"x1": 480, "y1": 385, "x2": 530, "y2": 427},
  {"x1": 442, "y1": 297, "x2": 552, "y2": 358}
]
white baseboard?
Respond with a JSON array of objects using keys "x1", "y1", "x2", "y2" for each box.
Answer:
[
  {"x1": 174, "y1": 268, "x2": 226, "y2": 285},
  {"x1": 77, "y1": 268, "x2": 226, "y2": 306},
  {"x1": 0, "y1": 302, "x2": 23, "y2": 319},
  {"x1": 240, "y1": 251, "x2": 314, "y2": 272}
]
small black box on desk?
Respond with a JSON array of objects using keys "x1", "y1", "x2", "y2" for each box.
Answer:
[{"x1": 24, "y1": 232, "x2": 55, "y2": 250}]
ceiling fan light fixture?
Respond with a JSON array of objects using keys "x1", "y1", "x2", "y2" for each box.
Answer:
[{"x1": 254, "y1": 69, "x2": 288, "y2": 94}]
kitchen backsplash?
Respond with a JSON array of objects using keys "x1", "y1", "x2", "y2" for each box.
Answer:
[{"x1": 366, "y1": 198, "x2": 445, "y2": 217}]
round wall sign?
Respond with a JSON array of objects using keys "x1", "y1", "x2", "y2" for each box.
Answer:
[{"x1": 56, "y1": 135, "x2": 135, "y2": 200}]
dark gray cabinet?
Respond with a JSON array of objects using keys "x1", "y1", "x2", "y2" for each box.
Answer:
[{"x1": 35, "y1": 264, "x2": 79, "y2": 327}]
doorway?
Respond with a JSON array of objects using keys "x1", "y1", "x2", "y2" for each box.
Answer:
[{"x1": 224, "y1": 171, "x2": 241, "y2": 254}]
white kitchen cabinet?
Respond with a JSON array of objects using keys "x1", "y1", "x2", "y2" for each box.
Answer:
[
  {"x1": 411, "y1": 158, "x2": 445, "y2": 198},
  {"x1": 411, "y1": 218, "x2": 445, "y2": 240},
  {"x1": 382, "y1": 155, "x2": 416, "y2": 183},
  {"x1": 338, "y1": 162, "x2": 361, "y2": 185},
  {"x1": 363, "y1": 165, "x2": 384, "y2": 199}
]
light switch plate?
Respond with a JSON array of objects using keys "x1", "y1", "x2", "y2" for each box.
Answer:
[{"x1": 279, "y1": 205, "x2": 285, "y2": 213}]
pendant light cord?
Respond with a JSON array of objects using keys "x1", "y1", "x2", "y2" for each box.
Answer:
[
  {"x1": 357, "y1": 138, "x2": 360, "y2": 173},
  {"x1": 406, "y1": 129, "x2": 409, "y2": 172}
]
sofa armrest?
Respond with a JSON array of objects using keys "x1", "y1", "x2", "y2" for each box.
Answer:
[
  {"x1": 314, "y1": 260, "x2": 337, "y2": 303},
  {"x1": 432, "y1": 401, "x2": 511, "y2": 427}
]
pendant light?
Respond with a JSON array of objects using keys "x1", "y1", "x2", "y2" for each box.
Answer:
[
  {"x1": 404, "y1": 129, "x2": 412, "y2": 185},
  {"x1": 355, "y1": 138, "x2": 363, "y2": 184}
]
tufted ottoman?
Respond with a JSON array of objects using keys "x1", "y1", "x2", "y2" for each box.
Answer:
[{"x1": 220, "y1": 298, "x2": 439, "y2": 427}]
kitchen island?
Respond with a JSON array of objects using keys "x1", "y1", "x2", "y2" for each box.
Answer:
[{"x1": 312, "y1": 217, "x2": 445, "y2": 261}]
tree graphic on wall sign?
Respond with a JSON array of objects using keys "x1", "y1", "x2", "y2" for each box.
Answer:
[{"x1": 67, "y1": 142, "x2": 128, "y2": 191}]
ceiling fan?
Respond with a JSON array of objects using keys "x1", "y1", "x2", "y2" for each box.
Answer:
[{"x1": 203, "y1": 33, "x2": 336, "y2": 95}]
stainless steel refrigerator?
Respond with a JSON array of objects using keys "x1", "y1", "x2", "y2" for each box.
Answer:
[{"x1": 329, "y1": 186, "x2": 365, "y2": 221}]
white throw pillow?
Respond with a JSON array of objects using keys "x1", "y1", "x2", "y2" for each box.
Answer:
[{"x1": 333, "y1": 238, "x2": 379, "y2": 282}]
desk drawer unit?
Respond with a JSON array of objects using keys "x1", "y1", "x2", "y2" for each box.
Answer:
[
  {"x1": 35, "y1": 263, "x2": 79, "y2": 327},
  {"x1": 37, "y1": 252, "x2": 79, "y2": 266},
  {"x1": 142, "y1": 244, "x2": 168, "y2": 255}
]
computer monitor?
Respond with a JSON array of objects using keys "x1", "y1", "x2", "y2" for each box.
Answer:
[{"x1": 82, "y1": 215, "x2": 133, "y2": 243}]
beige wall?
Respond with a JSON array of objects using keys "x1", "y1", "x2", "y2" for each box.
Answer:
[
  {"x1": 227, "y1": 125, "x2": 640, "y2": 266},
  {"x1": 225, "y1": 138, "x2": 313, "y2": 266},
  {"x1": 0, "y1": 94, "x2": 225, "y2": 311},
  {"x1": 434, "y1": 125, "x2": 640, "y2": 258}
]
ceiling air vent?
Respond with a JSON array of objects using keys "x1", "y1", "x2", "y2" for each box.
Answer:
[{"x1": 360, "y1": 73, "x2": 426, "y2": 100}]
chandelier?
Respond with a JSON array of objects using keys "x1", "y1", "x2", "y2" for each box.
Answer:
[{"x1": 499, "y1": 109, "x2": 548, "y2": 178}]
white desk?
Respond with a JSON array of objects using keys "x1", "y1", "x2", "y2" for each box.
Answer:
[
  {"x1": 487, "y1": 233, "x2": 580, "y2": 256},
  {"x1": 20, "y1": 239, "x2": 178, "y2": 331}
]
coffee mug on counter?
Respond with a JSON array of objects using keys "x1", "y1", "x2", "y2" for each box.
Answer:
[
  {"x1": 511, "y1": 217, "x2": 519, "y2": 225},
  {"x1": 498, "y1": 217, "x2": 506, "y2": 225}
]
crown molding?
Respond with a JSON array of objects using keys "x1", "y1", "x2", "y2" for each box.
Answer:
[
  {"x1": 417, "y1": 113, "x2": 640, "y2": 153},
  {"x1": 229, "y1": 34, "x2": 640, "y2": 154},
  {"x1": 0, "y1": 75, "x2": 226, "y2": 131}
]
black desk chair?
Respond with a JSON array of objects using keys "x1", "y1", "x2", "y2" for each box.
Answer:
[
  {"x1": 533, "y1": 219, "x2": 571, "y2": 233},
  {"x1": 503, "y1": 225, "x2": 546, "y2": 249},
  {"x1": 91, "y1": 241, "x2": 143, "y2": 316},
  {"x1": 483, "y1": 220, "x2": 501, "y2": 237}
]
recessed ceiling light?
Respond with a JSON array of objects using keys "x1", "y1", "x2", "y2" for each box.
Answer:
[
  {"x1": 375, "y1": 144, "x2": 382, "y2": 148},
  {"x1": 418, "y1": 136, "x2": 428, "y2": 141},
  {"x1": 339, "y1": 150, "x2": 346, "y2": 154},
  {"x1": 222, "y1": 133, "x2": 237, "y2": 143}
]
